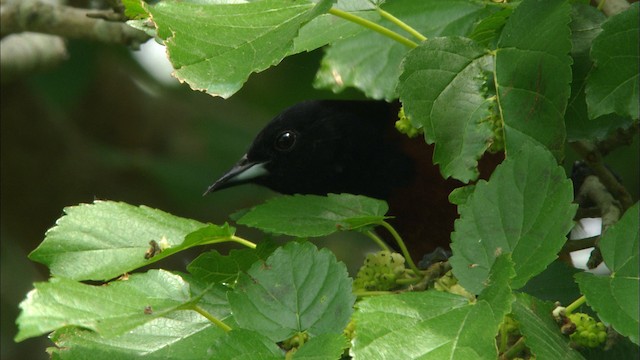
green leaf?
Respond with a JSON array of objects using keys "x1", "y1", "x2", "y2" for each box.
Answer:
[
  {"x1": 398, "y1": 37, "x2": 494, "y2": 182},
  {"x1": 565, "y1": 4, "x2": 635, "y2": 141},
  {"x1": 237, "y1": 194, "x2": 388, "y2": 237},
  {"x1": 208, "y1": 330, "x2": 283, "y2": 359},
  {"x1": 187, "y1": 241, "x2": 276, "y2": 285},
  {"x1": 293, "y1": 333, "x2": 349, "y2": 359},
  {"x1": 585, "y1": 3, "x2": 639, "y2": 120},
  {"x1": 28, "y1": 201, "x2": 232, "y2": 281},
  {"x1": 448, "y1": 185, "x2": 476, "y2": 206},
  {"x1": 575, "y1": 202, "x2": 639, "y2": 345},
  {"x1": 352, "y1": 255, "x2": 514, "y2": 359},
  {"x1": 48, "y1": 311, "x2": 224, "y2": 359},
  {"x1": 314, "y1": 0, "x2": 492, "y2": 100},
  {"x1": 15, "y1": 270, "x2": 211, "y2": 341},
  {"x1": 450, "y1": 144, "x2": 577, "y2": 295},
  {"x1": 495, "y1": 0, "x2": 572, "y2": 159},
  {"x1": 122, "y1": 0, "x2": 147, "y2": 20},
  {"x1": 147, "y1": 0, "x2": 334, "y2": 98},
  {"x1": 520, "y1": 260, "x2": 581, "y2": 305},
  {"x1": 511, "y1": 293, "x2": 584, "y2": 360},
  {"x1": 468, "y1": 7, "x2": 512, "y2": 47},
  {"x1": 228, "y1": 241, "x2": 355, "y2": 342}
]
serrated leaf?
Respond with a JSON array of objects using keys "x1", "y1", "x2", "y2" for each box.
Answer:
[
  {"x1": 48, "y1": 310, "x2": 225, "y2": 359},
  {"x1": 511, "y1": 293, "x2": 585, "y2": 360},
  {"x1": 28, "y1": 201, "x2": 233, "y2": 281},
  {"x1": 398, "y1": 37, "x2": 494, "y2": 182},
  {"x1": 450, "y1": 144, "x2": 577, "y2": 295},
  {"x1": 585, "y1": 3, "x2": 639, "y2": 120},
  {"x1": 314, "y1": 0, "x2": 492, "y2": 100},
  {"x1": 228, "y1": 242, "x2": 355, "y2": 342},
  {"x1": 575, "y1": 202, "x2": 639, "y2": 344},
  {"x1": 15, "y1": 270, "x2": 211, "y2": 341},
  {"x1": 147, "y1": 0, "x2": 334, "y2": 98},
  {"x1": 293, "y1": 333, "x2": 349, "y2": 359},
  {"x1": 565, "y1": 4, "x2": 635, "y2": 141},
  {"x1": 209, "y1": 330, "x2": 283, "y2": 359},
  {"x1": 495, "y1": 0, "x2": 572, "y2": 159},
  {"x1": 352, "y1": 256, "x2": 514, "y2": 359},
  {"x1": 237, "y1": 194, "x2": 388, "y2": 237}
]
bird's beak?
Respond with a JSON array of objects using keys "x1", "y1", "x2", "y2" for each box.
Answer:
[{"x1": 203, "y1": 155, "x2": 269, "y2": 196}]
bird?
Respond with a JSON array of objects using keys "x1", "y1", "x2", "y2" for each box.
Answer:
[{"x1": 204, "y1": 100, "x2": 498, "y2": 260}]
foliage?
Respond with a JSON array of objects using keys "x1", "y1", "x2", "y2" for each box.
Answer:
[{"x1": 15, "y1": 0, "x2": 639, "y2": 359}]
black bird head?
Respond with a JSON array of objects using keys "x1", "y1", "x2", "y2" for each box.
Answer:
[{"x1": 204, "y1": 100, "x2": 414, "y2": 199}]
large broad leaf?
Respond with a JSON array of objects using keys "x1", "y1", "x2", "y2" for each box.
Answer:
[
  {"x1": 228, "y1": 241, "x2": 355, "y2": 342},
  {"x1": 398, "y1": 37, "x2": 494, "y2": 182},
  {"x1": 585, "y1": 3, "x2": 639, "y2": 120},
  {"x1": 47, "y1": 310, "x2": 225, "y2": 360},
  {"x1": 495, "y1": 0, "x2": 572, "y2": 159},
  {"x1": 565, "y1": 4, "x2": 636, "y2": 141},
  {"x1": 237, "y1": 193, "x2": 388, "y2": 237},
  {"x1": 15, "y1": 270, "x2": 222, "y2": 342},
  {"x1": 208, "y1": 330, "x2": 283, "y2": 360},
  {"x1": 314, "y1": 0, "x2": 492, "y2": 100},
  {"x1": 352, "y1": 255, "x2": 514, "y2": 359},
  {"x1": 575, "y1": 202, "x2": 639, "y2": 345},
  {"x1": 511, "y1": 293, "x2": 585, "y2": 360},
  {"x1": 147, "y1": 0, "x2": 334, "y2": 98},
  {"x1": 28, "y1": 201, "x2": 233, "y2": 281},
  {"x1": 450, "y1": 144, "x2": 577, "y2": 295}
]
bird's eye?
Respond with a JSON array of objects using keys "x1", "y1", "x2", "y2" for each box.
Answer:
[{"x1": 274, "y1": 131, "x2": 297, "y2": 152}]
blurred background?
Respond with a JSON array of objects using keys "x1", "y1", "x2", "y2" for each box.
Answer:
[{"x1": 1, "y1": 10, "x2": 638, "y2": 360}]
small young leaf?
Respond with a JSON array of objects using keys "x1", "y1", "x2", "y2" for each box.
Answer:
[
  {"x1": 187, "y1": 241, "x2": 275, "y2": 285},
  {"x1": 228, "y1": 241, "x2": 355, "y2": 342},
  {"x1": 575, "y1": 202, "x2": 639, "y2": 345},
  {"x1": 352, "y1": 255, "x2": 514, "y2": 359},
  {"x1": 237, "y1": 194, "x2": 388, "y2": 237},
  {"x1": 147, "y1": 0, "x2": 334, "y2": 98},
  {"x1": 511, "y1": 293, "x2": 584, "y2": 360},
  {"x1": 28, "y1": 201, "x2": 233, "y2": 281},
  {"x1": 398, "y1": 37, "x2": 494, "y2": 182},
  {"x1": 450, "y1": 144, "x2": 577, "y2": 295},
  {"x1": 468, "y1": 7, "x2": 512, "y2": 47},
  {"x1": 585, "y1": 3, "x2": 639, "y2": 120},
  {"x1": 16, "y1": 270, "x2": 204, "y2": 342},
  {"x1": 448, "y1": 185, "x2": 476, "y2": 206},
  {"x1": 495, "y1": 0, "x2": 572, "y2": 159}
]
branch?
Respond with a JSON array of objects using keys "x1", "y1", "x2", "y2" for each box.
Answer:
[
  {"x1": 570, "y1": 140, "x2": 634, "y2": 211},
  {"x1": 0, "y1": 32, "x2": 67, "y2": 83},
  {"x1": 596, "y1": 121, "x2": 639, "y2": 157},
  {"x1": 0, "y1": 0, "x2": 149, "y2": 47}
]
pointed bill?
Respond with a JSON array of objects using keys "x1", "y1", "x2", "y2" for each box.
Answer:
[{"x1": 204, "y1": 155, "x2": 269, "y2": 195}]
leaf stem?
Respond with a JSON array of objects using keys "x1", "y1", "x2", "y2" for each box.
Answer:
[
  {"x1": 328, "y1": 8, "x2": 418, "y2": 48},
  {"x1": 376, "y1": 8, "x2": 426, "y2": 42},
  {"x1": 379, "y1": 221, "x2": 421, "y2": 276},
  {"x1": 364, "y1": 230, "x2": 391, "y2": 251},
  {"x1": 564, "y1": 295, "x2": 587, "y2": 315},
  {"x1": 230, "y1": 235, "x2": 257, "y2": 249},
  {"x1": 192, "y1": 305, "x2": 232, "y2": 332}
]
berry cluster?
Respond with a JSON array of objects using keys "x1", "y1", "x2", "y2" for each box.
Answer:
[
  {"x1": 395, "y1": 107, "x2": 423, "y2": 138},
  {"x1": 353, "y1": 250, "x2": 406, "y2": 291},
  {"x1": 567, "y1": 313, "x2": 607, "y2": 348}
]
